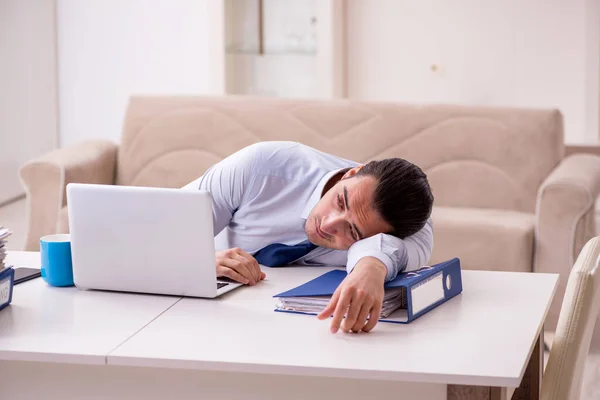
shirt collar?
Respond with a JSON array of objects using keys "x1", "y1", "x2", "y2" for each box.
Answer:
[{"x1": 301, "y1": 167, "x2": 350, "y2": 220}]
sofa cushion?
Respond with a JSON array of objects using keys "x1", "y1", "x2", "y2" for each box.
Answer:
[
  {"x1": 430, "y1": 206, "x2": 535, "y2": 273},
  {"x1": 117, "y1": 96, "x2": 564, "y2": 213}
]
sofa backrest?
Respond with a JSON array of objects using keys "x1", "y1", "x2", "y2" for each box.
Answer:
[{"x1": 117, "y1": 96, "x2": 564, "y2": 213}]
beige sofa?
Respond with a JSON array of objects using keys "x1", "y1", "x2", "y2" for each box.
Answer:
[{"x1": 19, "y1": 95, "x2": 600, "y2": 330}]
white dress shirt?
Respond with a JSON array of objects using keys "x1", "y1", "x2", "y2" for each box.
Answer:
[{"x1": 182, "y1": 141, "x2": 433, "y2": 281}]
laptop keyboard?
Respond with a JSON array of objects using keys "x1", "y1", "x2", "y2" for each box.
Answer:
[{"x1": 217, "y1": 282, "x2": 229, "y2": 289}]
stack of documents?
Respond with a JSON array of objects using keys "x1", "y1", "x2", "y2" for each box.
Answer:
[
  {"x1": 274, "y1": 258, "x2": 463, "y2": 324},
  {"x1": 0, "y1": 227, "x2": 13, "y2": 269},
  {"x1": 277, "y1": 286, "x2": 407, "y2": 318}
]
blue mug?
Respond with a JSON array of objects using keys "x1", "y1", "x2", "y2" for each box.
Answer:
[{"x1": 40, "y1": 234, "x2": 74, "y2": 287}]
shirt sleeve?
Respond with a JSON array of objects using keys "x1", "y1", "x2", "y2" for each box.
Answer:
[
  {"x1": 181, "y1": 145, "x2": 258, "y2": 236},
  {"x1": 345, "y1": 217, "x2": 434, "y2": 281}
]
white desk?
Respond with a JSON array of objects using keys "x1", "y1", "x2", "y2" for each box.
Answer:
[
  {"x1": 0, "y1": 251, "x2": 558, "y2": 400},
  {"x1": 0, "y1": 251, "x2": 181, "y2": 364}
]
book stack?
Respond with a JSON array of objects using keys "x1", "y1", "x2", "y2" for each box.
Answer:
[{"x1": 0, "y1": 226, "x2": 13, "y2": 269}]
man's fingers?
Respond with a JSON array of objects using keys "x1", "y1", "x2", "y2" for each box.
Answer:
[
  {"x1": 342, "y1": 290, "x2": 369, "y2": 332},
  {"x1": 330, "y1": 290, "x2": 352, "y2": 333},
  {"x1": 219, "y1": 258, "x2": 254, "y2": 284},
  {"x1": 233, "y1": 253, "x2": 261, "y2": 283},
  {"x1": 351, "y1": 302, "x2": 372, "y2": 333},
  {"x1": 363, "y1": 300, "x2": 382, "y2": 332},
  {"x1": 235, "y1": 249, "x2": 263, "y2": 282},
  {"x1": 317, "y1": 287, "x2": 340, "y2": 320},
  {"x1": 216, "y1": 266, "x2": 249, "y2": 284},
  {"x1": 216, "y1": 248, "x2": 264, "y2": 285},
  {"x1": 341, "y1": 298, "x2": 363, "y2": 333}
]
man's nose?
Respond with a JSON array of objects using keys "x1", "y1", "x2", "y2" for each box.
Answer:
[{"x1": 321, "y1": 214, "x2": 344, "y2": 235}]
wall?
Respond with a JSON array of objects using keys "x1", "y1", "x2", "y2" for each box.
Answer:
[
  {"x1": 224, "y1": 0, "x2": 319, "y2": 98},
  {"x1": 0, "y1": 0, "x2": 58, "y2": 204},
  {"x1": 347, "y1": 0, "x2": 600, "y2": 144},
  {"x1": 56, "y1": 1, "x2": 600, "y2": 145},
  {"x1": 586, "y1": 0, "x2": 600, "y2": 144},
  {"x1": 56, "y1": 0, "x2": 218, "y2": 147}
]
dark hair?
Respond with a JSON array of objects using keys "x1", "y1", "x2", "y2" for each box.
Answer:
[{"x1": 354, "y1": 158, "x2": 433, "y2": 239}]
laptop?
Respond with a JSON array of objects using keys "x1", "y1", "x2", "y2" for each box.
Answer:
[{"x1": 66, "y1": 183, "x2": 243, "y2": 298}]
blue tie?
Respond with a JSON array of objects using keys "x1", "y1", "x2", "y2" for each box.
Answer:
[{"x1": 253, "y1": 240, "x2": 318, "y2": 267}]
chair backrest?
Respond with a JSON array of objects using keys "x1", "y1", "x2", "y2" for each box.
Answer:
[
  {"x1": 541, "y1": 236, "x2": 600, "y2": 400},
  {"x1": 116, "y1": 95, "x2": 564, "y2": 213}
]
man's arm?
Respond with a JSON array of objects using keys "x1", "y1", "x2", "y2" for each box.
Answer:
[
  {"x1": 319, "y1": 218, "x2": 433, "y2": 333},
  {"x1": 182, "y1": 146, "x2": 258, "y2": 236},
  {"x1": 181, "y1": 145, "x2": 264, "y2": 285},
  {"x1": 345, "y1": 217, "x2": 434, "y2": 281}
]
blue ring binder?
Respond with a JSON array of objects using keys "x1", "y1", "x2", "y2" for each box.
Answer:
[
  {"x1": 273, "y1": 258, "x2": 463, "y2": 324},
  {"x1": 0, "y1": 266, "x2": 15, "y2": 312}
]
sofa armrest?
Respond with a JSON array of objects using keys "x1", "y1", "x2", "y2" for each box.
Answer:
[
  {"x1": 535, "y1": 153, "x2": 600, "y2": 329},
  {"x1": 19, "y1": 140, "x2": 118, "y2": 251}
]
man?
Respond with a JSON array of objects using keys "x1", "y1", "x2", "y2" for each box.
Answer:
[{"x1": 183, "y1": 141, "x2": 434, "y2": 334}]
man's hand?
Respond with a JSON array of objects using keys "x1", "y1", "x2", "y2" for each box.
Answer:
[
  {"x1": 216, "y1": 248, "x2": 266, "y2": 285},
  {"x1": 317, "y1": 257, "x2": 386, "y2": 333}
]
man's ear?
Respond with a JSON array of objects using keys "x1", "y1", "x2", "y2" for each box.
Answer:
[{"x1": 342, "y1": 165, "x2": 364, "y2": 179}]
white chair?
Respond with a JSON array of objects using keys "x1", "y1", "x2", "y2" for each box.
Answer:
[{"x1": 542, "y1": 236, "x2": 600, "y2": 399}]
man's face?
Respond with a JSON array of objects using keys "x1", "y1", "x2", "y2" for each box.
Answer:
[{"x1": 305, "y1": 168, "x2": 393, "y2": 250}]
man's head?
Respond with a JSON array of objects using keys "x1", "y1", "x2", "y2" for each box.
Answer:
[{"x1": 305, "y1": 158, "x2": 434, "y2": 250}]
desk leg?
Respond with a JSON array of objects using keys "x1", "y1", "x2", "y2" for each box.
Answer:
[
  {"x1": 447, "y1": 385, "x2": 491, "y2": 399},
  {"x1": 446, "y1": 386, "x2": 515, "y2": 400},
  {"x1": 448, "y1": 332, "x2": 543, "y2": 400},
  {"x1": 511, "y1": 332, "x2": 543, "y2": 400}
]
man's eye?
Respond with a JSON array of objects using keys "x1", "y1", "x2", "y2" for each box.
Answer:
[
  {"x1": 349, "y1": 227, "x2": 357, "y2": 241},
  {"x1": 337, "y1": 195, "x2": 344, "y2": 209}
]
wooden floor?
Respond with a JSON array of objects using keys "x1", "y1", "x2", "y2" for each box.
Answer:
[{"x1": 1, "y1": 197, "x2": 600, "y2": 399}]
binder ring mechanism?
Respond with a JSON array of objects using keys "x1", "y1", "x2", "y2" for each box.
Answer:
[
  {"x1": 404, "y1": 266, "x2": 434, "y2": 278},
  {"x1": 404, "y1": 266, "x2": 452, "y2": 291}
]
